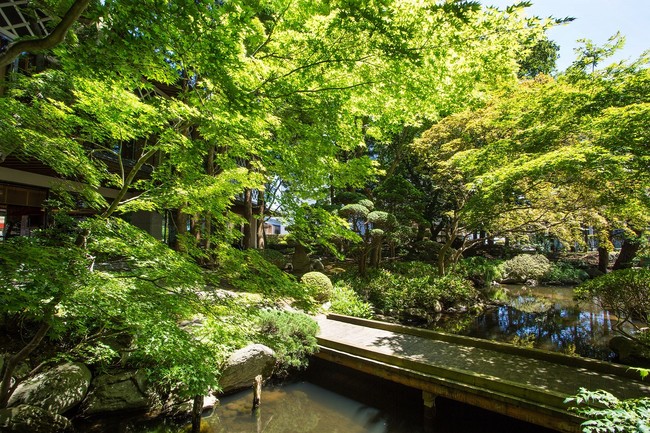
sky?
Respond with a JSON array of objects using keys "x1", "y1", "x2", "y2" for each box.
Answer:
[{"x1": 486, "y1": 0, "x2": 650, "y2": 71}]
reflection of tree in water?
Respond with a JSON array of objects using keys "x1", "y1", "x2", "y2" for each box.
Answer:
[
  {"x1": 435, "y1": 294, "x2": 621, "y2": 361},
  {"x1": 202, "y1": 384, "x2": 384, "y2": 433}
]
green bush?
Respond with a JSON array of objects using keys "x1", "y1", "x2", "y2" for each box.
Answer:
[
  {"x1": 503, "y1": 254, "x2": 552, "y2": 282},
  {"x1": 542, "y1": 261, "x2": 589, "y2": 285},
  {"x1": 565, "y1": 387, "x2": 650, "y2": 433},
  {"x1": 575, "y1": 268, "x2": 650, "y2": 325},
  {"x1": 330, "y1": 283, "x2": 374, "y2": 318},
  {"x1": 259, "y1": 248, "x2": 288, "y2": 269},
  {"x1": 211, "y1": 246, "x2": 303, "y2": 299},
  {"x1": 256, "y1": 310, "x2": 319, "y2": 376},
  {"x1": 301, "y1": 271, "x2": 334, "y2": 302},
  {"x1": 455, "y1": 257, "x2": 504, "y2": 287},
  {"x1": 339, "y1": 262, "x2": 477, "y2": 317}
]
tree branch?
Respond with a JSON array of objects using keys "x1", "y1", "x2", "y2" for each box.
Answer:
[{"x1": 0, "y1": 0, "x2": 91, "y2": 68}]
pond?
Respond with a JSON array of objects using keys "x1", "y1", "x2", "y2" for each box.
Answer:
[
  {"x1": 431, "y1": 285, "x2": 634, "y2": 361},
  {"x1": 96, "y1": 361, "x2": 555, "y2": 433}
]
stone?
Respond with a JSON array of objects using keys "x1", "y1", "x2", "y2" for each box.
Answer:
[
  {"x1": 165, "y1": 393, "x2": 219, "y2": 419},
  {"x1": 7, "y1": 362, "x2": 91, "y2": 414},
  {"x1": 218, "y1": 344, "x2": 275, "y2": 394},
  {"x1": 82, "y1": 370, "x2": 150, "y2": 415},
  {"x1": 0, "y1": 404, "x2": 72, "y2": 433},
  {"x1": 310, "y1": 259, "x2": 325, "y2": 271},
  {"x1": 609, "y1": 335, "x2": 650, "y2": 364}
]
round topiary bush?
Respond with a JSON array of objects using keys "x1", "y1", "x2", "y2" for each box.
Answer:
[
  {"x1": 301, "y1": 271, "x2": 333, "y2": 303},
  {"x1": 503, "y1": 254, "x2": 552, "y2": 283},
  {"x1": 259, "y1": 248, "x2": 288, "y2": 269}
]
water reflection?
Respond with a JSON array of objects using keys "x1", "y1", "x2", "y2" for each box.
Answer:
[
  {"x1": 198, "y1": 382, "x2": 404, "y2": 433},
  {"x1": 433, "y1": 285, "x2": 634, "y2": 361}
]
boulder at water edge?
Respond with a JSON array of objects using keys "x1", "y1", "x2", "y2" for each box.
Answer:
[
  {"x1": 82, "y1": 370, "x2": 150, "y2": 415},
  {"x1": 0, "y1": 404, "x2": 73, "y2": 433},
  {"x1": 7, "y1": 362, "x2": 91, "y2": 414},
  {"x1": 219, "y1": 344, "x2": 275, "y2": 394}
]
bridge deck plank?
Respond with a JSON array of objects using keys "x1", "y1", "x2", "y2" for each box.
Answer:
[{"x1": 316, "y1": 315, "x2": 650, "y2": 401}]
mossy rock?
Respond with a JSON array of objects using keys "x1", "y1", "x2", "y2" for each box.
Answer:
[{"x1": 301, "y1": 271, "x2": 333, "y2": 303}]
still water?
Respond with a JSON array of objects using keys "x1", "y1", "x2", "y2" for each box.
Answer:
[
  {"x1": 125, "y1": 376, "x2": 553, "y2": 433},
  {"x1": 432, "y1": 285, "x2": 630, "y2": 360},
  {"x1": 197, "y1": 381, "x2": 408, "y2": 433}
]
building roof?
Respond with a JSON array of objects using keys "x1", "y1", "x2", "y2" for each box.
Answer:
[{"x1": 0, "y1": 1, "x2": 51, "y2": 42}]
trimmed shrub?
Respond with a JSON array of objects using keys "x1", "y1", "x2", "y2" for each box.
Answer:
[
  {"x1": 301, "y1": 271, "x2": 334, "y2": 302},
  {"x1": 542, "y1": 261, "x2": 589, "y2": 285},
  {"x1": 330, "y1": 283, "x2": 374, "y2": 318},
  {"x1": 339, "y1": 261, "x2": 477, "y2": 317},
  {"x1": 357, "y1": 199, "x2": 375, "y2": 212},
  {"x1": 257, "y1": 310, "x2": 319, "y2": 376},
  {"x1": 503, "y1": 254, "x2": 552, "y2": 282},
  {"x1": 338, "y1": 203, "x2": 370, "y2": 219}
]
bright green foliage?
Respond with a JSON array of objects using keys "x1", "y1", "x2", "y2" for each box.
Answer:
[
  {"x1": 575, "y1": 269, "x2": 650, "y2": 337},
  {"x1": 518, "y1": 38, "x2": 560, "y2": 78},
  {"x1": 210, "y1": 246, "x2": 303, "y2": 299},
  {"x1": 339, "y1": 262, "x2": 477, "y2": 317},
  {"x1": 301, "y1": 272, "x2": 334, "y2": 303},
  {"x1": 502, "y1": 254, "x2": 552, "y2": 282},
  {"x1": 565, "y1": 388, "x2": 650, "y2": 433},
  {"x1": 330, "y1": 283, "x2": 374, "y2": 319},
  {"x1": 411, "y1": 46, "x2": 650, "y2": 267},
  {"x1": 542, "y1": 261, "x2": 590, "y2": 285},
  {"x1": 455, "y1": 257, "x2": 505, "y2": 287},
  {"x1": 259, "y1": 249, "x2": 288, "y2": 269},
  {"x1": 256, "y1": 310, "x2": 319, "y2": 377},
  {"x1": 286, "y1": 205, "x2": 361, "y2": 260}
]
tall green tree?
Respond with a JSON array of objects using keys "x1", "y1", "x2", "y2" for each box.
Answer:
[{"x1": 412, "y1": 42, "x2": 650, "y2": 272}]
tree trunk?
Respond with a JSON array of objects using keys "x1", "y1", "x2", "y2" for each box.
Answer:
[
  {"x1": 416, "y1": 224, "x2": 426, "y2": 241},
  {"x1": 257, "y1": 197, "x2": 265, "y2": 250},
  {"x1": 358, "y1": 242, "x2": 369, "y2": 276},
  {"x1": 613, "y1": 236, "x2": 641, "y2": 270},
  {"x1": 598, "y1": 246, "x2": 609, "y2": 274},
  {"x1": 243, "y1": 189, "x2": 254, "y2": 249},
  {"x1": 370, "y1": 235, "x2": 382, "y2": 268},
  {"x1": 191, "y1": 395, "x2": 203, "y2": 433},
  {"x1": 173, "y1": 209, "x2": 187, "y2": 251},
  {"x1": 430, "y1": 220, "x2": 444, "y2": 242}
]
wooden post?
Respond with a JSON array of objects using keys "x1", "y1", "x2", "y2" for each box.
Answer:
[
  {"x1": 191, "y1": 395, "x2": 203, "y2": 433},
  {"x1": 422, "y1": 391, "x2": 437, "y2": 433},
  {"x1": 252, "y1": 374, "x2": 262, "y2": 409}
]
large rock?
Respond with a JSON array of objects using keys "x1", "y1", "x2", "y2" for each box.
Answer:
[
  {"x1": 7, "y1": 362, "x2": 91, "y2": 414},
  {"x1": 164, "y1": 393, "x2": 219, "y2": 419},
  {"x1": 82, "y1": 370, "x2": 150, "y2": 415},
  {"x1": 609, "y1": 335, "x2": 650, "y2": 365},
  {"x1": 218, "y1": 344, "x2": 275, "y2": 394},
  {"x1": 0, "y1": 404, "x2": 72, "y2": 433}
]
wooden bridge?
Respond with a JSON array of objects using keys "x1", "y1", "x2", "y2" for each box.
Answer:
[{"x1": 315, "y1": 314, "x2": 650, "y2": 433}]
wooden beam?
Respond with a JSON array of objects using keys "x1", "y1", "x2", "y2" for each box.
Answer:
[{"x1": 315, "y1": 347, "x2": 583, "y2": 433}]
